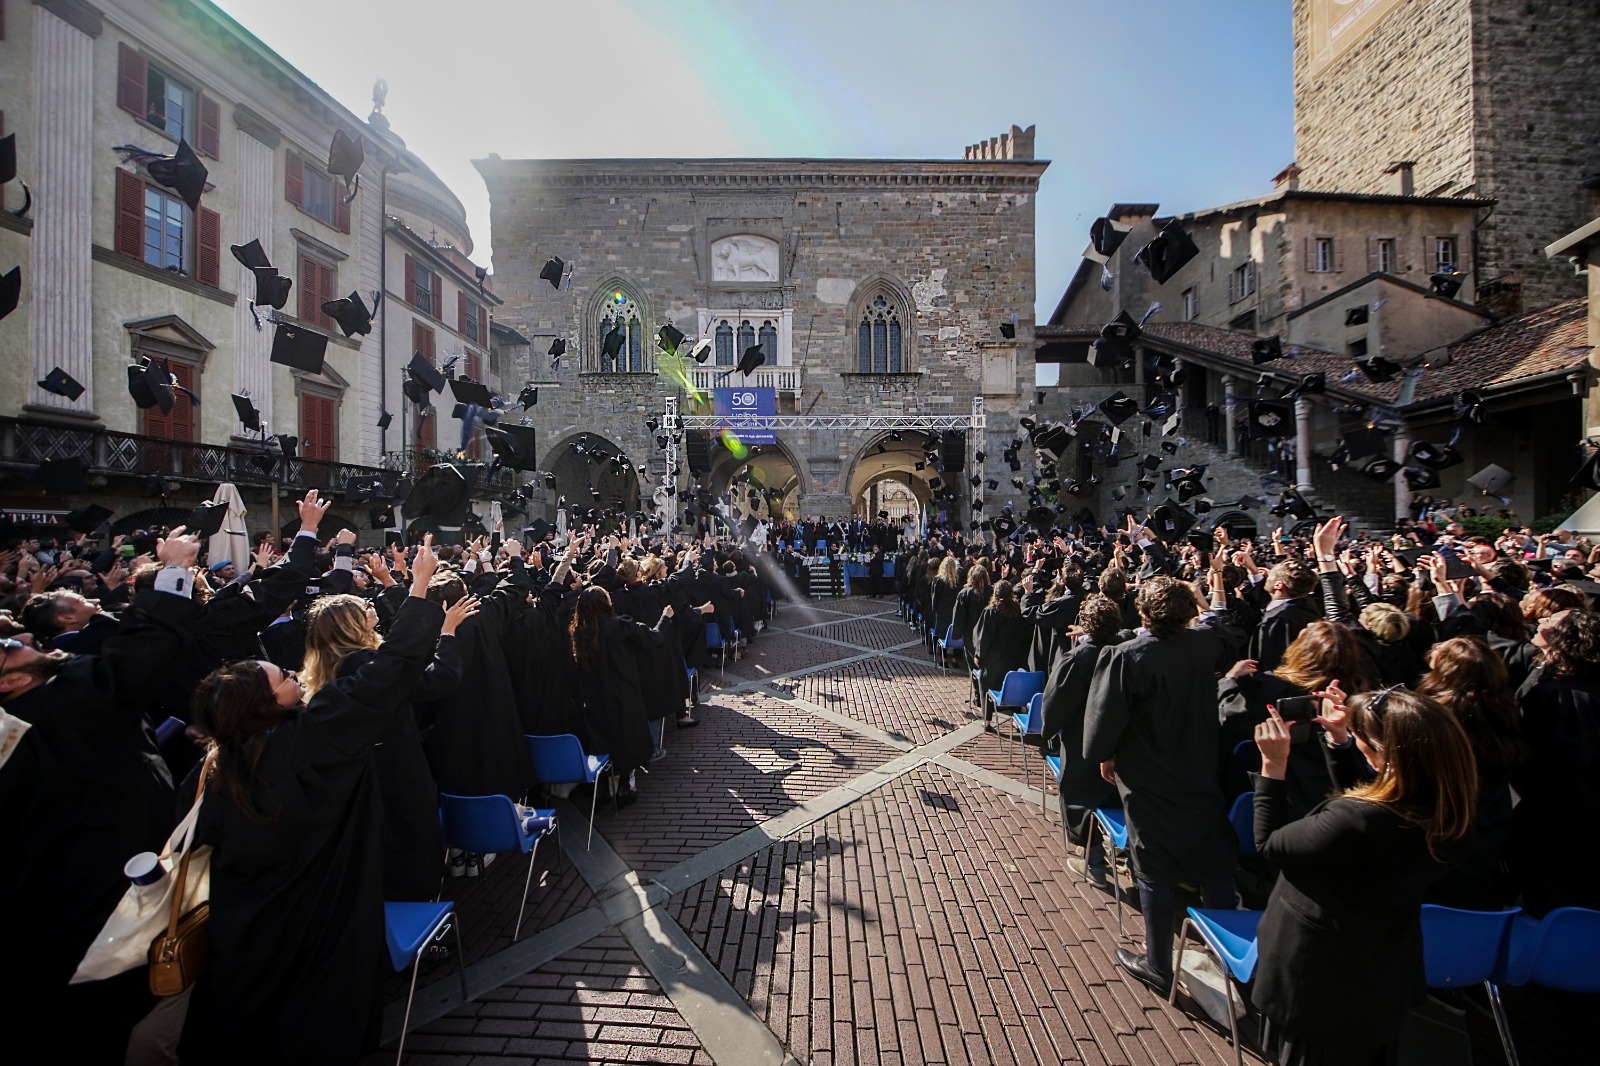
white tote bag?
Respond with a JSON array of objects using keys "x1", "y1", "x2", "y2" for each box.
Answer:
[{"x1": 72, "y1": 758, "x2": 213, "y2": 985}]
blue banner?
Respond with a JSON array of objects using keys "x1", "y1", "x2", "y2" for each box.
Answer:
[{"x1": 712, "y1": 386, "x2": 777, "y2": 444}]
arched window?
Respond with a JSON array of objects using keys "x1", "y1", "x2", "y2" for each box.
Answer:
[
  {"x1": 736, "y1": 320, "x2": 755, "y2": 361},
  {"x1": 857, "y1": 293, "x2": 904, "y2": 373},
  {"x1": 627, "y1": 315, "x2": 643, "y2": 372},
  {"x1": 714, "y1": 320, "x2": 735, "y2": 366},
  {"x1": 594, "y1": 289, "x2": 648, "y2": 373},
  {"x1": 758, "y1": 320, "x2": 778, "y2": 363}
]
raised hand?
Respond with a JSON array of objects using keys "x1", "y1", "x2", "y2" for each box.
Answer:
[
  {"x1": 156, "y1": 526, "x2": 201, "y2": 570},
  {"x1": 442, "y1": 594, "x2": 481, "y2": 636},
  {"x1": 1312, "y1": 679, "x2": 1350, "y2": 744},
  {"x1": 297, "y1": 490, "x2": 330, "y2": 535},
  {"x1": 409, "y1": 534, "x2": 438, "y2": 596},
  {"x1": 1255, "y1": 706, "x2": 1292, "y2": 780}
]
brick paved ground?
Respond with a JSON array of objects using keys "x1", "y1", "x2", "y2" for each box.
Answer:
[{"x1": 399, "y1": 588, "x2": 1596, "y2": 1066}]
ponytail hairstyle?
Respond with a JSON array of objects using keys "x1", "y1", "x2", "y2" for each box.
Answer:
[{"x1": 569, "y1": 585, "x2": 614, "y2": 669}]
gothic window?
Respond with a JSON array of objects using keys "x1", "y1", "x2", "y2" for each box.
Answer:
[
  {"x1": 715, "y1": 320, "x2": 735, "y2": 366},
  {"x1": 736, "y1": 320, "x2": 755, "y2": 361},
  {"x1": 758, "y1": 320, "x2": 778, "y2": 362},
  {"x1": 627, "y1": 315, "x2": 643, "y2": 372},
  {"x1": 594, "y1": 289, "x2": 649, "y2": 373},
  {"x1": 857, "y1": 294, "x2": 904, "y2": 373}
]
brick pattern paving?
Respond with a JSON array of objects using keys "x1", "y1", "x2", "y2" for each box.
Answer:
[
  {"x1": 667, "y1": 763, "x2": 1239, "y2": 1066},
  {"x1": 373, "y1": 932, "x2": 713, "y2": 1066},
  {"x1": 718, "y1": 631, "x2": 862, "y2": 681},
  {"x1": 591, "y1": 692, "x2": 898, "y2": 874},
  {"x1": 435, "y1": 840, "x2": 597, "y2": 968},
  {"x1": 805, "y1": 616, "x2": 925, "y2": 651},
  {"x1": 772, "y1": 656, "x2": 980, "y2": 746}
]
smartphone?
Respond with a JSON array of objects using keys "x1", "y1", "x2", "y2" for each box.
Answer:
[
  {"x1": 1436, "y1": 546, "x2": 1472, "y2": 580},
  {"x1": 1274, "y1": 695, "x2": 1319, "y2": 723}
]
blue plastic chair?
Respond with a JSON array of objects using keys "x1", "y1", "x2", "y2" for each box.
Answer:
[
  {"x1": 986, "y1": 669, "x2": 1045, "y2": 732},
  {"x1": 438, "y1": 793, "x2": 555, "y2": 942},
  {"x1": 1421, "y1": 905, "x2": 1522, "y2": 1066},
  {"x1": 1089, "y1": 807, "x2": 1132, "y2": 935},
  {"x1": 1504, "y1": 906, "x2": 1600, "y2": 993},
  {"x1": 153, "y1": 716, "x2": 186, "y2": 749},
  {"x1": 525, "y1": 733, "x2": 612, "y2": 850},
  {"x1": 686, "y1": 665, "x2": 700, "y2": 708},
  {"x1": 936, "y1": 624, "x2": 965, "y2": 669},
  {"x1": 384, "y1": 901, "x2": 468, "y2": 1064},
  {"x1": 1006, "y1": 692, "x2": 1049, "y2": 810},
  {"x1": 705, "y1": 621, "x2": 728, "y2": 669},
  {"x1": 1226, "y1": 792, "x2": 1258, "y2": 858},
  {"x1": 1228, "y1": 739, "x2": 1260, "y2": 798},
  {"x1": 1044, "y1": 730, "x2": 1067, "y2": 846},
  {"x1": 1170, "y1": 908, "x2": 1264, "y2": 1066}
]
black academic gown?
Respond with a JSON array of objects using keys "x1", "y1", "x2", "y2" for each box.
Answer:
[
  {"x1": 575, "y1": 614, "x2": 667, "y2": 779},
  {"x1": 1510, "y1": 668, "x2": 1600, "y2": 914},
  {"x1": 1218, "y1": 672, "x2": 1338, "y2": 821},
  {"x1": 930, "y1": 579, "x2": 960, "y2": 644},
  {"x1": 1083, "y1": 625, "x2": 1236, "y2": 886},
  {"x1": 973, "y1": 607, "x2": 1034, "y2": 699},
  {"x1": 1247, "y1": 596, "x2": 1321, "y2": 673},
  {"x1": 612, "y1": 580, "x2": 689, "y2": 719},
  {"x1": 508, "y1": 583, "x2": 584, "y2": 737},
  {"x1": 179, "y1": 597, "x2": 446, "y2": 1066},
  {"x1": 1044, "y1": 637, "x2": 1123, "y2": 845}
]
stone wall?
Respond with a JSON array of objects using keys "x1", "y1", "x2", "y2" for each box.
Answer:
[{"x1": 478, "y1": 154, "x2": 1045, "y2": 524}]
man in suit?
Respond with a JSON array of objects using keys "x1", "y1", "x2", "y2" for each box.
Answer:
[{"x1": 1242, "y1": 555, "x2": 1321, "y2": 672}]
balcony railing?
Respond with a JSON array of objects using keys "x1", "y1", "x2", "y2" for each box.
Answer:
[
  {"x1": 686, "y1": 365, "x2": 802, "y2": 396},
  {"x1": 380, "y1": 449, "x2": 517, "y2": 493}
]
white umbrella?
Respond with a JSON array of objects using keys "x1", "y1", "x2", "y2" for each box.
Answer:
[{"x1": 207, "y1": 482, "x2": 251, "y2": 572}]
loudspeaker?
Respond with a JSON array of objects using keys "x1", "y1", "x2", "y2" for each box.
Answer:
[
  {"x1": 685, "y1": 430, "x2": 713, "y2": 477},
  {"x1": 941, "y1": 430, "x2": 966, "y2": 474}
]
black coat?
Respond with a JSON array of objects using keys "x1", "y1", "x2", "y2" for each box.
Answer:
[
  {"x1": 1044, "y1": 637, "x2": 1122, "y2": 842},
  {"x1": 507, "y1": 585, "x2": 584, "y2": 737},
  {"x1": 1251, "y1": 748, "x2": 1464, "y2": 1052},
  {"x1": 973, "y1": 606, "x2": 1033, "y2": 699},
  {"x1": 1084, "y1": 625, "x2": 1236, "y2": 885},
  {"x1": 612, "y1": 581, "x2": 690, "y2": 720},
  {"x1": 1511, "y1": 668, "x2": 1600, "y2": 913},
  {"x1": 181, "y1": 597, "x2": 446, "y2": 1065},
  {"x1": 575, "y1": 614, "x2": 668, "y2": 777},
  {"x1": 930, "y1": 579, "x2": 960, "y2": 642},
  {"x1": 1248, "y1": 596, "x2": 1320, "y2": 673},
  {"x1": 1218, "y1": 672, "x2": 1338, "y2": 821},
  {"x1": 951, "y1": 586, "x2": 986, "y2": 651}
]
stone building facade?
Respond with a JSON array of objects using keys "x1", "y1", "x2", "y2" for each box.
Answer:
[
  {"x1": 1292, "y1": 0, "x2": 1600, "y2": 311},
  {"x1": 477, "y1": 131, "x2": 1046, "y2": 525}
]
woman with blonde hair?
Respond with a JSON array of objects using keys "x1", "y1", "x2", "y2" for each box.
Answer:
[
  {"x1": 302, "y1": 589, "x2": 479, "y2": 894},
  {"x1": 1357, "y1": 601, "x2": 1425, "y2": 686},
  {"x1": 930, "y1": 554, "x2": 962, "y2": 649}
]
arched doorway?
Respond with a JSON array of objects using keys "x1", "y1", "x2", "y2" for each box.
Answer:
[
  {"x1": 708, "y1": 438, "x2": 804, "y2": 523},
  {"x1": 1209, "y1": 510, "x2": 1259, "y2": 541},
  {"x1": 544, "y1": 432, "x2": 642, "y2": 519},
  {"x1": 847, "y1": 433, "x2": 951, "y2": 524}
]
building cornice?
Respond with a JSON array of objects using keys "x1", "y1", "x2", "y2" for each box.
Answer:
[
  {"x1": 474, "y1": 157, "x2": 1049, "y2": 193},
  {"x1": 232, "y1": 104, "x2": 282, "y2": 149},
  {"x1": 34, "y1": 0, "x2": 103, "y2": 37},
  {"x1": 387, "y1": 223, "x2": 503, "y2": 307}
]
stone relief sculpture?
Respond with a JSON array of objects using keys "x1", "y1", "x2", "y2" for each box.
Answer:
[{"x1": 711, "y1": 235, "x2": 780, "y2": 283}]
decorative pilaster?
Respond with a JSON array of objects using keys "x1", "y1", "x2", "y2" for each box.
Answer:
[
  {"x1": 28, "y1": 4, "x2": 98, "y2": 417},
  {"x1": 232, "y1": 132, "x2": 276, "y2": 431},
  {"x1": 1294, "y1": 396, "x2": 1314, "y2": 493},
  {"x1": 1392, "y1": 429, "x2": 1412, "y2": 526},
  {"x1": 1221, "y1": 375, "x2": 1238, "y2": 454}
]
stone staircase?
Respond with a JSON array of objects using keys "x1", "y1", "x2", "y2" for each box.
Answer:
[{"x1": 1174, "y1": 438, "x2": 1396, "y2": 535}]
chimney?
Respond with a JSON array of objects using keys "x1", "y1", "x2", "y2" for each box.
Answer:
[
  {"x1": 1272, "y1": 162, "x2": 1302, "y2": 192},
  {"x1": 1384, "y1": 161, "x2": 1415, "y2": 196}
]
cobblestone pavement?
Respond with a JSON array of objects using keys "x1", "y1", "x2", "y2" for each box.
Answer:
[{"x1": 375, "y1": 595, "x2": 1586, "y2": 1066}]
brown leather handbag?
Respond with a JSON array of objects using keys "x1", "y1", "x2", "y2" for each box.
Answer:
[{"x1": 148, "y1": 756, "x2": 213, "y2": 996}]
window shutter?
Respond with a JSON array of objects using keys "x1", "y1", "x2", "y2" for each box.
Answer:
[
  {"x1": 1333, "y1": 238, "x2": 1344, "y2": 273},
  {"x1": 333, "y1": 190, "x2": 350, "y2": 234},
  {"x1": 1455, "y1": 237, "x2": 1471, "y2": 278},
  {"x1": 1424, "y1": 236, "x2": 1437, "y2": 273},
  {"x1": 404, "y1": 255, "x2": 416, "y2": 306},
  {"x1": 479, "y1": 308, "x2": 488, "y2": 346},
  {"x1": 457, "y1": 291, "x2": 467, "y2": 335},
  {"x1": 114, "y1": 169, "x2": 144, "y2": 259},
  {"x1": 117, "y1": 44, "x2": 147, "y2": 118},
  {"x1": 1367, "y1": 238, "x2": 1378, "y2": 274},
  {"x1": 196, "y1": 206, "x2": 220, "y2": 286},
  {"x1": 196, "y1": 93, "x2": 221, "y2": 159},
  {"x1": 299, "y1": 255, "x2": 318, "y2": 322},
  {"x1": 1227, "y1": 271, "x2": 1236, "y2": 305},
  {"x1": 1303, "y1": 238, "x2": 1314, "y2": 273},
  {"x1": 413, "y1": 321, "x2": 434, "y2": 359},
  {"x1": 285, "y1": 151, "x2": 304, "y2": 207}
]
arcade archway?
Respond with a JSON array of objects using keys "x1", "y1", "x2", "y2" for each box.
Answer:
[
  {"x1": 544, "y1": 432, "x2": 642, "y2": 518},
  {"x1": 708, "y1": 438, "x2": 803, "y2": 522},
  {"x1": 847, "y1": 433, "x2": 951, "y2": 522}
]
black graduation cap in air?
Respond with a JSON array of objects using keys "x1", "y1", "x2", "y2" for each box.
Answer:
[
  {"x1": 1294, "y1": 373, "x2": 1326, "y2": 396},
  {"x1": 1033, "y1": 424, "x2": 1073, "y2": 461},
  {"x1": 64, "y1": 504, "x2": 114, "y2": 535},
  {"x1": 269, "y1": 322, "x2": 328, "y2": 374},
  {"x1": 485, "y1": 424, "x2": 539, "y2": 471},
  {"x1": 1355, "y1": 355, "x2": 1401, "y2": 383},
  {"x1": 1273, "y1": 488, "x2": 1316, "y2": 520},
  {"x1": 0, "y1": 133, "x2": 16, "y2": 186},
  {"x1": 1454, "y1": 390, "x2": 1486, "y2": 424},
  {"x1": 516, "y1": 385, "x2": 538, "y2": 410},
  {"x1": 1427, "y1": 271, "x2": 1464, "y2": 300},
  {"x1": 548, "y1": 338, "x2": 567, "y2": 361},
  {"x1": 1087, "y1": 216, "x2": 1131, "y2": 261},
  {"x1": 448, "y1": 377, "x2": 496, "y2": 408},
  {"x1": 1091, "y1": 311, "x2": 1140, "y2": 367},
  {"x1": 1247, "y1": 399, "x2": 1294, "y2": 439},
  {"x1": 1099, "y1": 391, "x2": 1139, "y2": 425},
  {"x1": 186, "y1": 502, "x2": 228, "y2": 540},
  {"x1": 735, "y1": 346, "x2": 766, "y2": 377},
  {"x1": 369, "y1": 506, "x2": 395, "y2": 530},
  {"x1": 1133, "y1": 220, "x2": 1200, "y2": 285},
  {"x1": 1570, "y1": 447, "x2": 1600, "y2": 492},
  {"x1": 407, "y1": 352, "x2": 447, "y2": 394},
  {"x1": 321, "y1": 291, "x2": 378, "y2": 338},
  {"x1": 999, "y1": 317, "x2": 1017, "y2": 340},
  {"x1": 1251, "y1": 336, "x2": 1283, "y2": 365},
  {"x1": 602, "y1": 325, "x2": 626, "y2": 360},
  {"x1": 376, "y1": 409, "x2": 393, "y2": 431},
  {"x1": 146, "y1": 139, "x2": 207, "y2": 212},
  {"x1": 1332, "y1": 426, "x2": 1388, "y2": 467},
  {"x1": 327, "y1": 129, "x2": 364, "y2": 193},
  {"x1": 126, "y1": 358, "x2": 189, "y2": 415},
  {"x1": 276, "y1": 434, "x2": 299, "y2": 460},
  {"x1": 1409, "y1": 439, "x2": 1463, "y2": 471},
  {"x1": 992, "y1": 515, "x2": 1017, "y2": 538},
  {"x1": 37, "y1": 368, "x2": 85, "y2": 401},
  {"x1": 539, "y1": 257, "x2": 566, "y2": 289},
  {"x1": 402, "y1": 464, "x2": 472, "y2": 520},
  {"x1": 1357, "y1": 456, "x2": 1401, "y2": 482},
  {"x1": 232, "y1": 393, "x2": 261, "y2": 432},
  {"x1": 1150, "y1": 498, "x2": 1197, "y2": 541},
  {"x1": 0, "y1": 266, "x2": 19, "y2": 322},
  {"x1": 36, "y1": 456, "x2": 86, "y2": 493},
  {"x1": 1404, "y1": 466, "x2": 1442, "y2": 492},
  {"x1": 231, "y1": 239, "x2": 293, "y2": 310},
  {"x1": 690, "y1": 337, "x2": 713, "y2": 364},
  {"x1": 402, "y1": 379, "x2": 429, "y2": 406},
  {"x1": 658, "y1": 324, "x2": 685, "y2": 352}
]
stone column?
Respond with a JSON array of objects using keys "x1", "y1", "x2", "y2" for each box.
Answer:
[
  {"x1": 1294, "y1": 397, "x2": 1314, "y2": 493},
  {"x1": 28, "y1": 1, "x2": 101, "y2": 419},
  {"x1": 1392, "y1": 428, "x2": 1411, "y2": 527},
  {"x1": 1221, "y1": 375, "x2": 1238, "y2": 454},
  {"x1": 231, "y1": 118, "x2": 278, "y2": 432}
]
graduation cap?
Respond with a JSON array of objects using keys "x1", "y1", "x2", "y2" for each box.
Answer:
[
  {"x1": 1033, "y1": 424, "x2": 1073, "y2": 460},
  {"x1": 321, "y1": 292, "x2": 378, "y2": 338},
  {"x1": 1162, "y1": 411, "x2": 1182, "y2": 437},
  {"x1": 1357, "y1": 456, "x2": 1401, "y2": 482},
  {"x1": 734, "y1": 345, "x2": 766, "y2": 377},
  {"x1": 126, "y1": 358, "x2": 185, "y2": 415},
  {"x1": 1409, "y1": 439, "x2": 1463, "y2": 471},
  {"x1": 377, "y1": 409, "x2": 393, "y2": 431},
  {"x1": 1132, "y1": 220, "x2": 1199, "y2": 285},
  {"x1": 232, "y1": 393, "x2": 261, "y2": 433},
  {"x1": 402, "y1": 379, "x2": 430, "y2": 406},
  {"x1": 1160, "y1": 440, "x2": 1179, "y2": 456},
  {"x1": 1137, "y1": 476, "x2": 1156, "y2": 493},
  {"x1": 992, "y1": 515, "x2": 1018, "y2": 538},
  {"x1": 408, "y1": 352, "x2": 447, "y2": 393},
  {"x1": 1571, "y1": 447, "x2": 1600, "y2": 492},
  {"x1": 369, "y1": 506, "x2": 395, "y2": 529},
  {"x1": 0, "y1": 132, "x2": 15, "y2": 186},
  {"x1": 186, "y1": 502, "x2": 228, "y2": 540},
  {"x1": 1174, "y1": 474, "x2": 1207, "y2": 503},
  {"x1": 231, "y1": 239, "x2": 293, "y2": 310},
  {"x1": 1428, "y1": 271, "x2": 1464, "y2": 300},
  {"x1": 525, "y1": 518, "x2": 552, "y2": 543},
  {"x1": 1086, "y1": 216, "x2": 1131, "y2": 261},
  {"x1": 539, "y1": 257, "x2": 566, "y2": 289},
  {"x1": 1454, "y1": 390, "x2": 1486, "y2": 424},
  {"x1": 485, "y1": 424, "x2": 539, "y2": 471},
  {"x1": 1251, "y1": 336, "x2": 1283, "y2": 365},
  {"x1": 1091, "y1": 311, "x2": 1140, "y2": 366},
  {"x1": 516, "y1": 385, "x2": 538, "y2": 410},
  {"x1": 1247, "y1": 399, "x2": 1294, "y2": 439},
  {"x1": 1403, "y1": 466, "x2": 1441, "y2": 492},
  {"x1": 61, "y1": 504, "x2": 112, "y2": 537},
  {"x1": 1142, "y1": 453, "x2": 1164, "y2": 471},
  {"x1": 37, "y1": 367, "x2": 85, "y2": 401},
  {"x1": 1272, "y1": 488, "x2": 1316, "y2": 520},
  {"x1": 1467, "y1": 463, "x2": 1514, "y2": 497},
  {"x1": 448, "y1": 376, "x2": 496, "y2": 408},
  {"x1": 145, "y1": 139, "x2": 207, "y2": 212},
  {"x1": 276, "y1": 434, "x2": 299, "y2": 460},
  {"x1": 0, "y1": 266, "x2": 18, "y2": 322},
  {"x1": 1294, "y1": 373, "x2": 1326, "y2": 396},
  {"x1": 1332, "y1": 426, "x2": 1388, "y2": 466},
  {"x1": 999, "y1": 318, "x2": 1017, "y2": 340},
  {"x1": 269, "y1": 322, "x2": 329, "y2": 374},
  {"x1": 658, "y1": 323, "x2": 685, "y2": 352},
  {"x1": 1100, "y1": 392, "x2": 1138, "y2": 425},
  {"x1": 690, "y1": 337, "x2": 713, "y2": 364},
  {"x1": 602, "y1": 325, "x2": 626, "y2": 360},
  {"x1": 1150, "y1": 498, "x2": 1197, "y2": 540},
  {"x1": 326, "y1": 129, "x2": 364, "y2": 194},
  {"x1": 1355, "y1": 355, "x2": 1401, "y2": 383},
  {"x1": 1026, "y1": 506, "x2": 1055, "y2": 532},
  {"x1": 548, "y1": 337, "x2": 567, "y2": 361},
  {"x1": 402, "y1": 464, "x2": 472, "y2": 520}
]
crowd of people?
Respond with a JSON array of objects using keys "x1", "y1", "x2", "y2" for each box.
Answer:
[
  {"x1": 894, "y1": 510, "x2": 1599, "y2": 1063},
  {"x1": 2, "y1": 491, "x2": 778, "y2": 1064}
]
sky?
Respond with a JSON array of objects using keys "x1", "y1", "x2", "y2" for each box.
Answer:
[{"x1": 214, "y1": 0, "x2": 1295, "y2": 318}]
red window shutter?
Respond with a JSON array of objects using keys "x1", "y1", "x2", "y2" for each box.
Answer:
[
  {"x1": 457, "y1": 291, "x2": 467, "y2": 334},
  {"x1": 299, "y1": 255, "x2": 318, "y2": 322},
  {"x1": 413, "y1": 321, "x2": 435, "y2": 359},
  {"x1": 285, "y1": 151, "x2": 304, "y2": 207},
  {"x1": 117, "y1": 44, "x2": 147, "y2": 118},
  {"x1": 478, "y1": 309, "x2": 487, "y2": 346},
  {"x1": 414, "y1": 408, "x2": 435, "y2": 449},
  {"x1": 333, "y1": 191, "x2": 350, "y2": 234},
  {"x1": 196, "y1": 93, "x2": 221, "y2": 159},
  {"x1": 1333, "y1": 237, "x2": 1345, "y2": 273},
  {"x1": 300, "y1": 394, "x2": 337, "y2": 462},
  {"x1": 404, "y1": 255, "x2": 416, "y2": 306},
  {"x1": 114, "y1": 169, "x2": 145, "y2": 259},
  {"x1": 196, "y1": 206, "x2": 220, "y2": 286}
]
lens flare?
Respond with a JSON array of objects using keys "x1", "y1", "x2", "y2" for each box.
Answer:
[{"x1": 720, "y1": 430, "x2": 750, "y2": 460}]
